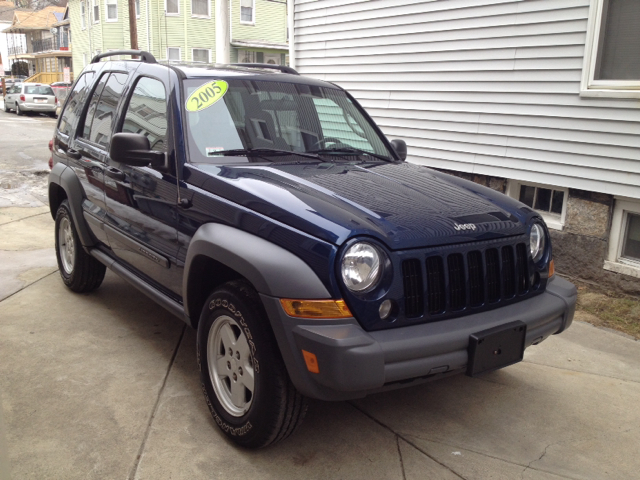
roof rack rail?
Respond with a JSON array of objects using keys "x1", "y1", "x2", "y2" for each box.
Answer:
[
  {"x1": 232, "y1": 63, "x2": 299, "y2": 75},
  {"x1": 91, "y1": 50, "x2": 157, "y2": 64}
]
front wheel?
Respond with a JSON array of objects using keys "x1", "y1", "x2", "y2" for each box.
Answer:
[
  {"x1": 55, "y1": 200, "x2": 106, "y2": 292},
  {"x1": 197, "y1": 281, "x2": 308, "y2": 448}
]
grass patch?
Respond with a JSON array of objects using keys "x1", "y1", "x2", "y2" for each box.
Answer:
[{"x1": 575, "y1": 281, "x2": 640, "y2": 340}]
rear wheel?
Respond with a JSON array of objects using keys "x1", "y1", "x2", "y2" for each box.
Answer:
[
  {"x1": 3, "y1": 101, "x2": 8, "y2": 112},
  {"x1": 197, "y1": 280, "x2": 308, "y2": 448},
  {"x1": 55, "y1": 200, "x2": 106, "y2": 293},
  {"x1": 15, "y1": 104, "x2": 22, "y2": 116}
]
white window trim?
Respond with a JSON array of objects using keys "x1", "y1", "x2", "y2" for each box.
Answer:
[
  {"x1": 191, "y1": 0, "x2": 210, "y2": 18},
  {"x1": 105, "y1": 0, "x2": 118, "y2": 22},
  {"x1": 81, "y1": 1, "x2": 86, "y2": 29},
  {"x1": 604, "y1": 197, "x2": 640, "y2": 278},
  {"x1": 191, "y1": 48, "x2": 211, "y2": 63},
  {"x1": 240, "y1": 0, "x2": 255, "y2": 25},
  {"x1": 93, "y1": 0, "x2": 100, "y2": 23},
  {"x1": 165, "y1": 0, "x2": 179, "y2": 16},
  {"x1": 580, "y1": 0, "x2": 640, "y2": 98},
  {"x1": 506, "y1": 180, "x2": 568, "y2": 231},
  {"x1": 166, "y1": 47, "x2": 181, "y2": 62}
]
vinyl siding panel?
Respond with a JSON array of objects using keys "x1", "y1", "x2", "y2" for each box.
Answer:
[
  {"x1": 232, "y1": 0, "x2": 287, "y2": 44},
  {"x1": 292, "y1": 0, "x2": 640, "y2": 198}
]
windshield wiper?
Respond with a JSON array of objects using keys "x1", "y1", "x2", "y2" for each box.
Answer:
[
  {"x1": 210, "y1": 148, "x2": 320, "y2": 160},
  {"x1": 307, "y1": 147, "x2": 392, "y2": 162}
]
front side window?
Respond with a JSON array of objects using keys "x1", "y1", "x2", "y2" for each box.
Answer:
[
  {"x1": 183, "y1": 79, "x2": 393, "y2": 163},
  {"x1": 81, "y1": 72, "x2": 128, "y2": 148},
  {"x1": 93, "y1": 0, "x2": 100, "y2": 22},
  {"x1": 59, "y1": 72, "x2": 94, "y2": 136},
  {"x1": 106, "y1": 0, "x2": 117, "y2": 21},
  {"x1": 166, "y1": 0, "x2": 179, "y2": 15},
  {"x1": 240, "y1": 0, "x2": 253, "y2": 23},
  {"x1": 192, "y1": 0, "x2": 208, "y2": 16},
  {"x1": 582, "y1": 0, "x2": 640, "y2": 96},
  {"x1": 121, "y1": 77, "x2": 168, "y2": 151}
]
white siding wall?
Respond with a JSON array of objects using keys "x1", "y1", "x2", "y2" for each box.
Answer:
[{"x1": 292, "y1": 0, "x2": 640, "y2": 199}]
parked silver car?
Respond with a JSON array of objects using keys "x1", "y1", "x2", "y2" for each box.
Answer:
[{"x1": 4, "y1": 82, "x2": 57, "y2": 116}]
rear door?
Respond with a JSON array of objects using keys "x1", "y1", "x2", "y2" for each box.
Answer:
[{"x1": 102, "y1": 72, "x2": 182, "y2": 297}]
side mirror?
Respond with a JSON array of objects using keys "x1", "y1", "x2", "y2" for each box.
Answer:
[
  {"x1": 110, "y1": 133, "x2": 165, "y2": 167},
  {"x1": 389, "y1": 139, "x2": 407, "y2": 161}
]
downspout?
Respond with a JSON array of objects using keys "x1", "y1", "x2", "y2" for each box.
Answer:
[
  {"x1": 146, "y1": 0, "x2": 151, "y2": 52},
  {"x1": 287, "y1": 0, "x2": 294, "y2": 68},
  {"x1": 183, "y1": 0, "x2": 187, "y2": 61}
]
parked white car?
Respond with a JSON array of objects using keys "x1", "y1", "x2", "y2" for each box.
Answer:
[{"x1": 4, "y1": 83, "x2": 57, "y2": 116}]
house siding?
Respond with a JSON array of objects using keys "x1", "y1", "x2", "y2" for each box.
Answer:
[
  {"x1": 232, "y1": 0, "x2": 287, "y2": 44},
  {"x1": 292, "y1": 0, "x2": 640, "y2": 200}
]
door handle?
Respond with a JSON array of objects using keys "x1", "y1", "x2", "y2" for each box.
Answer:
[
  {"x1": 105, "y1": 166, "x2": 125, "y2": 181},
  {"x1": 67, "y1": 148, "x2": 81, "y2": 160}
]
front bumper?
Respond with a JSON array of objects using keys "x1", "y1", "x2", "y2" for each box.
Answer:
[{"x1": 261, "y1": 276, "x2": 576, "y2": 401}]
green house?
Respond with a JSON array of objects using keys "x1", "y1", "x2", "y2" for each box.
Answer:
[{"x1": 68, "y1": 0, "x2": 288, "y2": 73}]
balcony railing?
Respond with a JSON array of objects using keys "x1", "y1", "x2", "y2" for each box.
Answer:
[{"x1": 8, "y1": 35, "x2": 70, "y2": 56}]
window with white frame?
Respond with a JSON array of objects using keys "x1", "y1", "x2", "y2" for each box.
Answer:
[
  {"x1": 166, "y1": 0, "x2": 179, "y2": 15},
  {"x1": 192, "y1": 0, "x2": 209, "y2": 17},
  {"x1": 135, "y1": 0, "x2": 140, "y2": 17},
  {"x1": 192, "y1": 48, "x2": 210, "y2": 63},
  {"x1": 581, "y1": 0, "x2": 640, "y2": 97},
  {"x1": 605, "y1": 199, "x2": 640, "y2": 278},
  {"x1": 81, "y1": 1, "x2": 86, "y2": 28},
  {"x1": 93, "y1": 0, "x2": 100, "y2": 22},
  {"x1": 506, "y1": 180, "x2": 568, "y2": 230},
  {"x1": 167, "y1": 47, "x2": 180, "y2": 61},
  {"x1": 106, "y1": 0, "x2": 117, "y2": 21},
  {"x1": 240, "y1": 0, "x2": 254, "y2": 23}
]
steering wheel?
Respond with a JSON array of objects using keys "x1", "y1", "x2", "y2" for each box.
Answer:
[{"x1": 310, "y1": 137, "x2": 348, "y2": 150}]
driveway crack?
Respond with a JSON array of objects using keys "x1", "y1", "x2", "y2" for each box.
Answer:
[
  {"x1": 128, "y1": 324, "x2": 186, "y2": 480},
  {"x1": 396, "y1": 435, "x2": 407, "y2": 480}
]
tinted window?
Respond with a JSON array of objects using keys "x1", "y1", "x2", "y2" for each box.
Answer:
[
  {"x1": 121, "y1": 77, "x2": 168, "y2": 151},
  {"x1": 25, "y1": 85, "x2": 54, "y2": 95},
  {"x1": 82, "y1": 72, "x2": 128, "y2": 148},
  {"x1": 81, "y1": 73, "x2": 108, "y2": 139},
  {"x1": 58, "y1": 72, "x2": 94, "y2": 136}
]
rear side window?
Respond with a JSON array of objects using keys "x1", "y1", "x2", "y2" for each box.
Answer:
[
  {"x1": 58, "y1": 72, "x2": 95, "y2": 136},
  {"x1": 25, "y1": 85, "x2": 54, "y2": 95},
  {"x1": 82, "y1": 72, "x2": 128, "y2": 149},
  {"x1": 121, "y1": 77, "x2": 168, "y2": 151}
]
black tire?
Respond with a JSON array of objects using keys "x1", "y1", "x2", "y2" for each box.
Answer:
[
  {"x1": 197, "y1": 280, "x2": 308, "y2": 448},
  {"x1": 54, "y1": 200, "x2": 106, "y2": 293},
  {"x1": 3, "y1": 102, "x2": 8, "y2": 113},
  {"x1": 15, "y1": 104, "x2": 22, "y2": 116}
]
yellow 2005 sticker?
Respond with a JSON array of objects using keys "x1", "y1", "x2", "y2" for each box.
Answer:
[{"x1": 186, "y1": 80, "x2": 229, "y2": 112}]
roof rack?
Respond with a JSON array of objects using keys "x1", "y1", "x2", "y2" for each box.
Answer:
[
  {"x1": 91, "y1": 50, "x2": 157, "y2": 64},
  {"x1": 232, "y1": 63, "x2": 299, "y2": 75}
]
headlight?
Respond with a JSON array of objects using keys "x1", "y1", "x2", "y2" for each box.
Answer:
[
  {"x1": 341, "y1": 242, "x2": 382, "y2": 293},
  {"x1": 530, "y1": 223, "x2": 546, "y2": 263}
]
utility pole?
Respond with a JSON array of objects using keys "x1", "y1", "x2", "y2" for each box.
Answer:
[
  {"x1": 128, "y1": 0, "x2": 139, "y2": 54},
  {"x1": 216, "y1": 0, "x2": 230, "y2": 64}
]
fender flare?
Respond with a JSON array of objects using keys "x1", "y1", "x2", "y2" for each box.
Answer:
[
  {"x1": 48, "y1": 163, "x2": 97, "y2": 247},
  {"x1": 183, "y1": 223, "x2": 331, "y2": 319}
]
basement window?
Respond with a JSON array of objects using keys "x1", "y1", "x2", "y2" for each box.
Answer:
[
  {"x1": 506, "y1": 180, "x2": 567, "y2": 230},
  {"x1": 605, "y1": 198, "x2": 640, "y2": 278}
]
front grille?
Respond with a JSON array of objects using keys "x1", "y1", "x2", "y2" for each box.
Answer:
[{"x1": 401, "y1": 241, "x2": 531, "y2": 320}]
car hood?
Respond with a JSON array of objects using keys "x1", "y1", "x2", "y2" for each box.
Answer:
[{"x1": 188, "y1": 160, "x2": 531, "y2": 250}]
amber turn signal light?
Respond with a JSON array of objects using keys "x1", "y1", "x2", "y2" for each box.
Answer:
[
  {"x1": 549, "y1": 259, "x2": 555, "y2": 277},
  {"x1": 280, "y1": 299, "x2": 352, "y2": 319},
  {"x1": 302, "y1": 350, "x2": 320, "y2": 374}
]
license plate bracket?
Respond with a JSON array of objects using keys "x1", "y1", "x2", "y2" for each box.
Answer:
[{"x1": 466, "y1": 321, "x2": 526, "y2": 377}]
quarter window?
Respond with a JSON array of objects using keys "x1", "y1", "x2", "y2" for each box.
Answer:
[
  {"x1": 121, "y1": 77, "x2": 168, "y2": 152},
  {"x1": 59, "y1": 72, "x2": 94, "y2": 136}
]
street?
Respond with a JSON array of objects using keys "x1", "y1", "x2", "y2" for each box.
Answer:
[{"x1": 1, "y1": 105, "x2": 640, "y2": 479}]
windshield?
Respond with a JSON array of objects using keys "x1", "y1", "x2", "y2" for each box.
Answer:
[{"x1": 183, "y1": 78, "x2": 394, "y2": 163}]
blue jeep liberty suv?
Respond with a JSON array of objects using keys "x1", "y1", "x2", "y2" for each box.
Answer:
[{"x1": 48, "y1": 51, "x2": 577, "y2": 448}]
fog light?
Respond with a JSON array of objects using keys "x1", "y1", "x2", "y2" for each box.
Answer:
[{"x1": 379, "y1": 299, "x2": 393, "y2": 320}]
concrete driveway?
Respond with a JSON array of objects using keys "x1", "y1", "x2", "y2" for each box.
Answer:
[{"x1": 1, "y1": 206, "x2": 640, "y2": 480}]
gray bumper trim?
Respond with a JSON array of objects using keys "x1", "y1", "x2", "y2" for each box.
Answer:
[{"x1": 261, "y1": 276, "x2": 577, "y2": 401}]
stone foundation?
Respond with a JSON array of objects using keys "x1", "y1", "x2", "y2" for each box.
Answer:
[{"x1": 433, "y1": 169, "x2": 640, "y2": 296}]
